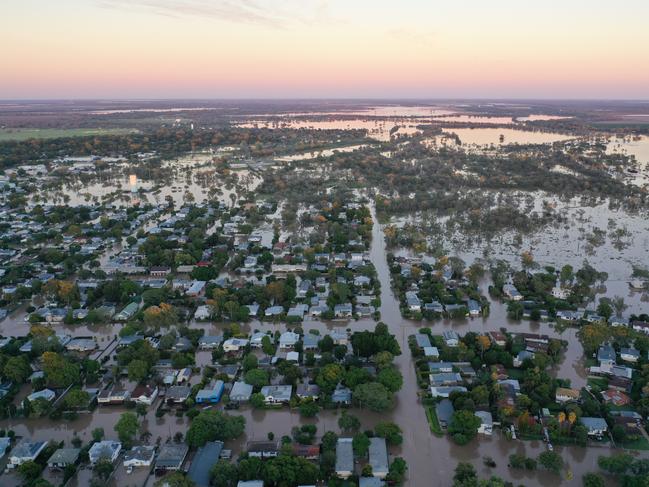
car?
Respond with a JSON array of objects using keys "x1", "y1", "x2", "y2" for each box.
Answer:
[{"x1": 126, "y1": 466, "x2": 133, "y2": 475}]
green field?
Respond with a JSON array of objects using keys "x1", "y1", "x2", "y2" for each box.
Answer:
[{"x1": 0, "y1": 128, "x2": 137, "y2": 141}]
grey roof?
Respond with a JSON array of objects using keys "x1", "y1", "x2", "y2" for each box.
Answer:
[
  {"x1": 368, "y1": 437, "x2": 389, "y2": 476},
  {"x1": 12, "y1": 441, "x2": 47, "y2": 459},
  {"x1": 188, "y1": 441, "x2": 224, "y2": 487},
  {"x1": 237, "y1": 482, "x2": 264, "y2": 487},
  {"x1": 48, "y1": 448, "x2": 80, "y2": 465},
  {"x1": 435, "y1": 399, "x2": 455, "y2": 425},
  {"x1": 414, "y1": 334, "x2": 432, "y2": 348},
  {"x1": 156, "y1": 444, "x2": 189, "y2": 469},
  {"x1": 335, "y1": 438, "x2": 354, "y2": 474},
  {"x1": 598, "y1": 345, "x2": 616, "y2": 362},
  {"x1": 230, "y1": 381, "x2": 253, "y2": 401},
  {"x1": 360, "y1": 478, "x2": 385, "y2": 487},
  {"x1": 124, "y1": 445, "x2": 156, "y2": 463},
  {"x1": 580, "y1": 417, "x2": 608, "y2": 432}
]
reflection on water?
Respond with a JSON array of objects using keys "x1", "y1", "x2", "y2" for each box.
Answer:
[{"x1": 442, "y1": 127, "x2": 574, "y2": 146}]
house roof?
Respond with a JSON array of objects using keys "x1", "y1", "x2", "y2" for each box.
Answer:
[
  {"x1": 368, "y1": 437, "x2": 389, "y2": 474},
  {"x1": 156, "y1": 444, "x2": 189, "y2": 469},
  {"x1": 48, "y1": 448, "x2": 80, "y2": 465},
  {"x1": 335, "y1": 438, "x2": 354, "y2": 473},
  {"x1": 188, "y1": 441, "x2": 223, "y2": 487}
]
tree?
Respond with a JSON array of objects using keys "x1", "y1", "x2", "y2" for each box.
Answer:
[
  {"x1": 261, "y1": 335, "x2": 275, "y2": 355},
  {"x1": 93, "y1": 458, "x2": 114, "y2": 481},
  {"x1": 210, "y1": 460, "x2": 238, "y2": 487},
  {"x1": 18, "y1": 460, "x2": 42, "y2": 482},
  {"x1": 453, "y1": 462, "x2": 476, "y2": 485},
  {"x1": 92, "y1": 427, "x2": 105, "y2": 442},
  {"x1": 3, "y1": 355, "x2": 31, "y2": 383},
  {"x1": 597, "y1": 453, "x2": 634, "y2": 474},
  {"x1": 41, "y1": 352, "x2": 80, "y2": 388},
  {"x1": 127, "y1": 359, "x2": 150, "y2": 382},
  {"x1": 352, "y1": 433, "x2": 370, "y2": 457},
  {"x1": 582, "y1": 473, "x2": 605, "y2": 487},
  {"x1": 354, "y1": 382, "x2": 393, "y2": 412},
  {"x1": 263, "y1": 455, "x2": 319, "y2": 486},
  {"x1": 299, "y1": 401, "x2": 319, "y2": 417},
  {"x1": 64, "y1": 389, "x2": 90, "y2": 410},
  {"x1": 386, "y1": 457, "x2": 408, "y2": 485},
  {"x1": 375, "y1": 421, "x2": 403, "y2": 445},
  {"x1": 374, "y1": 351, "x2": 394, "y2": 370},
  {"x1": 338, "y1": 412, "x2": 361, "y2": 432},
  {"x1": 448, "y1": 411, "x2": 480, "y2": 445},
  {"x1": 244, "y1": 369, "x2": 269, "y2": 388},
  {"x1": 115, "y1": 412, "x2": 139, "y2": 447},
  {"x1": 242, "y1": 353, "x2": 258, "y2": 372},
  {"x1": 377, "y1": 366, "x2": 403, "y2": 393},
  {"x1": 186, "y1": 410, "x2": 245, "y2": 447},
  {"x1": 538, "y1": 451, "x2": 563, "y2": 474}
]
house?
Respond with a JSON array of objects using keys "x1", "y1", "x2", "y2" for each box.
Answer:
[
  {"x1": 177, "y1": 368, "x2": 192, "y2": 384},
  {"x1": 555, "y1": 387, "x2": 580, "y2": 403},
  {"x1": 186, "y1": 280, "x2": 206, "y2": 297},
  {"x1": 223, "y1": 338, "x2": 249, "y2": 353},
  {"x1": 475, "y1": 411, "x2": 493, "y2": 435},
  {"x1": 66, "y1": 337, "x2": 97, "y2": 352},
  {"x1": 296, "y1": 383, "x2": 320, "y2": 400},
  {"x1": 188, "y1": 441, "x2": 224, "y2": 487},
  {"x1": 368, "y1": 437, "x2": 389, "y2": 478},
  {"x1": 609, "y1": 316, "x2": 630, "y2": 327},
  {"x1": 428, "y1": 362, "x2": 453, "y2": 374},
  {"x1": 424, "y1": 346, "x2": 440, "y2": 358},
  {"x1": 331, "y1": 385, "x2": 352, "y2": 405},
  {"x1": 27, "y1": 388, "x2": 56, "y2": 403},
  {"x1": 115, "y1": 302, "x2": 139, "y2": 321},
  {"x1": 198, "y1": 335, "x2": 222, "y2": 350},
  {"x1": 9, "y1": 441, "x2": 48, "y2": 468},
  {"x1": 292, "y1": 444, "x2": 320, "y2": 460},
  {"x1": 260, "y1": 385, "x2": 292, "y2": 404},
  {"x1": 330, "y1": 330, "x2": 349, "y2": 346},
  {"x1": 123, "y1": 446, "x2": 156, "y2": 468},
  {"x1": 360, "y1": 478, "x2": 386, "y2": 487},
  {"x1": 335, "y1": 438, "x2": 354, "y2": 479},
  {"x1": 230, "y1": 381, "x2": 253, "y2": 402},
  {"x1": 166, "y1": 385, "x2": 191, "y2": 404},
  {"x1": 98, "y1": 387, "x2": 131, "y2": 405},
  {"x1": 237, "y1": 482, "x2": 264, "y2": 487},
  {"x1": 443, "y1": 330, "x2": 460, "y2": 347},
  {"x1": 430, "y1": 386, "x2": 467, "y2": 398},
  {"x1": 414, "y1": 333, "x2": 432, "y2": 349},
  {"x1": 131, "y1": 385, "x2": 158, "y2": 406},
  {"x1": 48, "y1": 447, "x2": 80, "y2": 469},
  {"x1": 580, "y1": 417, "x2": 608, "y2": 438},
  {"x1": 286, "y1": 351, "x2": 299, "y2": 362},
  {"x1": 302, "y1": 334, "x2": 319, "y2": 351},
  {"x1": 89, "y1": 441, "x2": 122, "y2": 465},
  {"x1": 435, "y1": 399, "x2": 455, "y2": 428},
  {"x1": 334, "y1": 303, "x2": 353, "y2": 318},
  {"x1": 155, "y1": 444, "x2": 189, "y2": 471},
  {"x1": 488, "y1": 331, "x2": 507, "y2": 347},
  {"x1": 597, "y1": 344, "x2": 616, "y2": 367},
  {"x1": 150, "y1": 266, "x2": 171, "y2": 277},
  {"x1": 601, "y1": 389, "x2": 631, "y2": 406},
  {"x1": 514, "y1": 350, "x2": 534, "y2": 368},
  {"x1": 620, "y1": 348, "x2": 640, "y2": 363},
  {"x1": 279, "y1": 331, "x2": 300, "y2": 349},
  {"x1": 194, "y1": 305, "x2": 212, "y2": 320},
  {"x1": 503, "y1": 284, "x2": 522, "y2": 301},
  {"x1": 430, "y1": 373, "x2": 462, "y2": 387},
  {"x1": 247, "y1": 441, "x2": 279, "y2": 458},
  {"x1": 0, "y1": 437, "x2": 11, "y2": 457},
  {"x1": 405, "y1": 291, "x2": 421, "y2": 312},
  {"x1": 196, "y1": 381, "x2": 225, "y2": 404},
  {"x1": 467, "y1": 299, "x2": 481, "y2": 317}
]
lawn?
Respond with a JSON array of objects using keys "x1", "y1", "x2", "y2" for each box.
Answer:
[
  {"x1": 425, "y1": 405, "x2": 444, "y2": 437},
  {"x1": 620, "y1": 437, "x2": 649, "y2": 451},
  {"x1": 0, "y1": 128, "x2": 137, "y2": 141}
]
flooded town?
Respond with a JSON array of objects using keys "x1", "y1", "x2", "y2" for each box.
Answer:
[{"x1": 0, "y1": 98, "x2": 647, "y2": 487}]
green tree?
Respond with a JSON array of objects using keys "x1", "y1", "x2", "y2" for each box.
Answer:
[
  {"x1": 154, "y1": 472, "x2": 195, "y2": 487},
  {"x1": 375, "y1": 421, "x2": 403, "y2": 445},
  {"x1": 538, "y1": 451, "x2": 563, "y2": 474},
  {"x1": 448, "y1": 410, "x2": 481, "y2": 445},
  {"x1": 114, "y1": 412, "x2": 139, "y2": 447},
  {"x1": 210, "y1": 460, "x2": 238, "y2": 487},
  {"x1": 3, "y1": 355, "x2": 31, "y2": 383},
  {"x1": 186, "y1": 411, "x2": 245, "y2": 447},
  {"x1": 127, "y1": 359, "x2": 150, "y2": 382},
  {"x1": 338, "y1": 412, "x2": 361, "y2": 432},
  {"x1": 377, "y1": 366, "x2": 403, "y2": 393},
  {"x1": 582, "y1": 473, "x2": 605, "y2": 487},
  {"x1": 244, "y1": 369, "x2": 269, "y2": 389},
  {"x1": 93, "y1": 458, "x2": 114, "y2": 481},
  {"x1": 18, "y1": 460, "x2": 42, "y2": 482},
  {"x1": 354, "y1": 382, "x2": 393, "y2": 412},
  {"x1": 353, "y1": 433, "x2": 370, "y2": 457}
]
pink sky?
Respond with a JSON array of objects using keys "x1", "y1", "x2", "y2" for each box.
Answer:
[{"x1": 2, "y1": 0, "x2": 649, "y2": 99}]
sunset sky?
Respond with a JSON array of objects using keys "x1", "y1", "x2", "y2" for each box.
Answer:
[{"x1": 3, "y1": 0, "x2": 649, "y2": 99}]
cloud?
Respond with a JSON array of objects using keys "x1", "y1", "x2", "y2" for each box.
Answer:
[
  {"x1": 98, "y1": 0, "x2": 330, "y2": 28},
  {"x1": 387, "y1": 27, "x2": 437, "y2": 48}
]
